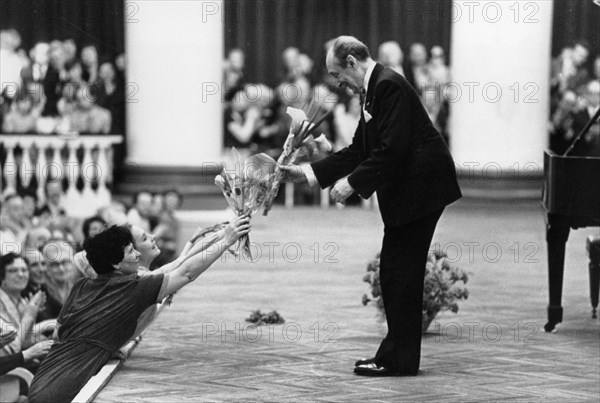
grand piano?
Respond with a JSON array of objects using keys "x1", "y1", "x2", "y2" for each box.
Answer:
[{"x1": 542, "y1": 107, "x2": 600, "y2": 332}]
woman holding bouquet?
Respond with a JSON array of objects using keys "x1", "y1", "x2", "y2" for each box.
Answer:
[
  {"x1": 281, "y1": 36, "x2": 461, "y2": 377},
  {"x1": 28, "y1": 217, "x2": 250, "y2": 402}
]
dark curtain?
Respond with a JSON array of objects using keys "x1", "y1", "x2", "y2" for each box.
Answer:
[
  {"x1": 0, "y1": 0, "x2": 124, "y2": 59},
  {"x1": 224, "y1": 0, "x2": 452, "y2": 87},
  {"x1": 552, "y1": 0, "x2": 600, "y2": 59}
]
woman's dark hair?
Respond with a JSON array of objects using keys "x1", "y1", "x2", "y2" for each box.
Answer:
[
  {"x1": 0, "y1": 253, "x2": 24, "y2": 282},
  {"x1": 84, "y1": 225, "x2": 133, "y2": 274},
  {"x1": 82, "y1": 215, "x2": 107, "y2": 240}
]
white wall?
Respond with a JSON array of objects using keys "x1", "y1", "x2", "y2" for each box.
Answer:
[
  {"x1": 449, "y1": 0, "x2": 553, "y2": 174},
  {"x1": 126, "y1": 0, "x2": 224, "y2": 167}
]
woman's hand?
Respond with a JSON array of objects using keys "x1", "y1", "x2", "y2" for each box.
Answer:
[
  {"x1": 23, "y1": 290, "x2": 46, "y2": 318},
  {"x1": 22, "y1": 339, "x2": 54, "y2": 362},
  {"x1": 224, "y1": 216, "x2": 251, "y2": 247}
]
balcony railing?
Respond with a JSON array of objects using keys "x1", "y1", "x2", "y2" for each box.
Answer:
[{"x1": 1, "y1": 134, "x2": 123, "y2": 217}]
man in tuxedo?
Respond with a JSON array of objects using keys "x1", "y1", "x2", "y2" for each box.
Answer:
[{"x1": 281, "y1": 36, "x2": 461, "y2": 376}]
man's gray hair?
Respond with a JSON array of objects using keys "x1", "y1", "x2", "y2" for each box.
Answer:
[{"x1": 330, "y1": 36, "x2": 370, "y2": 68}]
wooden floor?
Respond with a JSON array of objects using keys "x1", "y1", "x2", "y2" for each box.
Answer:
[{"x1": 96, "y1": 200, "x2": 600, "y2": 402}]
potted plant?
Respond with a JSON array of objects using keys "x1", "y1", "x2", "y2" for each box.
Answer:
[{"x1": 362, "y1": 250, "x2": 469, "y2": 333}]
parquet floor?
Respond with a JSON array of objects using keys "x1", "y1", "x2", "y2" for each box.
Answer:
[{"x1": 96, "y1": 200, "x2": 600, "y2": 402}]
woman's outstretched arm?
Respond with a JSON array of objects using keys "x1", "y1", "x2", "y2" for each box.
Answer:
[{"x1": 162, "y1": 216, "x2": 250, "y2": 295}]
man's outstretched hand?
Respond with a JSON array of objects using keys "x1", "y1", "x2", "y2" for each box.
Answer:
[{"x1": 278, "y1": 164, "x2": 307, "y2": 184}]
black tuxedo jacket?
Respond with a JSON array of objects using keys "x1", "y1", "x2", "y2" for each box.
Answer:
[{"x1": 312, "y1": 63, "x2": 461, "y2": 227}]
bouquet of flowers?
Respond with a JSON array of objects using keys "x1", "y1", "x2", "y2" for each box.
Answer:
[
  {"x1": 245, "y1": 309, "x2": 285, "y2": 325},
  {"x1": 262, "y1": 104, "x2": 333, "y2": 215},
  {"x1": 215, "y1": 148, "x2": 277, "y2": 259},
  {"x1": 362, "y1": 250, "x2": 469, "y2": 332}
]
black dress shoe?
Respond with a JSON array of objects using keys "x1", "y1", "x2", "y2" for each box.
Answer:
[
  {"x1": 354, "y1": 357, "x2": 376, "y2": 367},
  {"x1": 353, "y1": 363, "x2": 418, "y2": 377}
]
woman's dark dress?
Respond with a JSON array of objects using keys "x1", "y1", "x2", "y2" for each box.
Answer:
[{"x1": 28, "y1": 271, "x2": 166, "y2": 402}]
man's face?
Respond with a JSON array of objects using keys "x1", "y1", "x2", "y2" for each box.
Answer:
[
  {"x1": 585, "y1": 82, "x2": 600, "y2": 108},
  {"x1": 571, "y1": 44, "x2": 589, "y2": 66},
  {"x1": 43, "y1": 242, "x2": 75, "y2": 284},
  {"x1": 6, "y1": 197, "x2": 25, "y2": 222},
  {"x1": 27, "y1": 250, "x2": 47, "y2": 284},
  {"x1": 46, "y1": 182, "x2": 62, "y2": 206},
  {"x1": 326, "y1": 51, "x2": 362, "y2": 95},
  {"x1": 136, "y1": 193, "x2": 153, "y2": 217}
]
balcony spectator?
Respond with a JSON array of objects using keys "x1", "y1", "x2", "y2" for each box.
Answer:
[
  {"x1": 1, "y1": 92, "x2": 38, "y2": 133},
  {"x1": 224, "y1": 48, "x2": 245, "y2": 102},
  {"x1": 21, "y1": 42, "x2": 62, "y2": 117},
  {"x1": 95, "y1": 61, "x2": 125, "y2": 134},
  {"x1": 62, "y1": 39, "x2": 77, "y2": 65},
  {"x1": 81, "y1": 45, "x2": 99, "y2": 84},
  {"x1": 61, "y1": 87, "x2": 111, "y2": 134}
]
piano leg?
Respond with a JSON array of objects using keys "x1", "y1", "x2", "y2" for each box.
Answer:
[
  {"x1": 587, "y1": 236, "x2": 600, "y2": 319},
  {"x1": 545, "y1": 215, "x2": 570, "y2": 332}
]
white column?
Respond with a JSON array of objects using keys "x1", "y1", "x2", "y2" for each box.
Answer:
[
  {"x1": 125, "y1": 0, "x2": 223, "y2": 167},
  {"x1": 449, "y1": 1, "x2": 553, "y2": 174}
]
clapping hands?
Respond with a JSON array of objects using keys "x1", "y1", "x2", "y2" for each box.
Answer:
[{"x1": 24, "y1": 290, "x2": 46, "y2": 317}]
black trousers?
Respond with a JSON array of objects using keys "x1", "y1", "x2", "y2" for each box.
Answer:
[{"x1": 374, "y1": 208, "x2": 444, "y2": 373}]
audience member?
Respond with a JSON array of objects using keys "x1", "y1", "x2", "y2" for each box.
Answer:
[
  {"x1": 37, "y1": 180, "x2": 67, "y2": 230},
  {"x1": 377, "y1": 41, "x2": 404, "y2": 76},
  {"x1": 21, "y1": 42, "x2": 62, "y2": 117},
  {"x1": 1, "y1": 92, "x2": 39, "y2": 133},
  {"x1": 62, "y1": 39, "x2": 77, "y2": 65},
  {"x1": 0, "y1": 194, "x2": 30, "y2": 249},
  {"x1": 127, "y1": 191, "x2": 153, "y2": 232},
  {"x1": 41, "y1": 241, "x2": 76, "y2": 310},
  {"x1": 428, "y1": 46, "x2": 451, "y2": 88},
  {"x1": 404, "y1": 42, "x2": 429, "y2": 94},
  {"x1": 61, "y1": 86, "x2": 111, "y2": 134},
  {"x1": 22, "y1": 250, "x2": 62, "y2": 321},
  {"x1": 150, "y1": 190, "x2": 183, "y2": 270},
  {"x1": 95, "y1": 61, "x2": 125, "y2": 133},
  {"x1": 0, "y1": 329, "x2": 53, "y2": 376},
  {"x1": 569, "y1": 80, "x2": 600, "y2": 156},
  {"x1": 333, "y1": 95, "x2": 361, "y2": 151},
  {"x1": 81, "y1": 45, "x2": 99, "y2": 84},
  {"x1": 73, "y1": 215, "x2": 107, "y2": 279},
  {"x1": 22, "y1": 226, "x2": 52, "y2": 253},
  {"x1": 98, "y1": 201, "x2": 128, "y2": 226},
  {"x1": 224, "y1": 48, "x2": 245, "y2": 101},
  {"x1": 0, "y1": 253, "x2": 46, "y2": 357}
]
